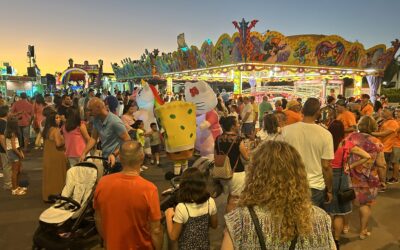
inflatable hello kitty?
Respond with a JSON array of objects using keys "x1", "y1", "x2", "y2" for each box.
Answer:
[{"x1": 184, "y1": 81, "x2": 222, "y2": 159}]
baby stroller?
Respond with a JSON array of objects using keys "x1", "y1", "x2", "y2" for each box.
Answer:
[
  {"x1": 32, "y1": 156, "x2": 109, "y2": 250},
  {"x1": 160, "y1": 156, "x2": 223, "y2": 212}
]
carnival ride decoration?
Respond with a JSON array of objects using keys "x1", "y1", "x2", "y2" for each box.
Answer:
[
  {"x1": 134, "y1": 80, "x2": 164, "y2": 132},
  {"x1": 155, "y1": 101, "x2": 197, "y2": 175},
  {"x1": 112, "y1": 19, "x2": 399, "y2": 101},
  {"x1": 184, "y1": 81, "x2": 222, "y2": 159}
]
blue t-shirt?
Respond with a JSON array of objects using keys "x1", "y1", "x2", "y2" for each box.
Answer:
[{"x1": 93, "y1": 112, "x2": 127, "y2": 158}]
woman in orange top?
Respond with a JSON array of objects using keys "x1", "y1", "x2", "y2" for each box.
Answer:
[{"x1": 372, "y1": 107, "x2": 399, "y2": 190}]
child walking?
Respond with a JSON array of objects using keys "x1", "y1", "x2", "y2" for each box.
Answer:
[
  {"x1": 131, "y1": 120, "x2": 148, "y2": 171},
  {"x1": 149, "y1": 122, "x2": 161, "y2": 166},
  {"x1": 165, "y1": 168, "x2": 218, "y2": 249},
  {"x1": 6, "y1": 117, "x2": 26, "y2": 195}
]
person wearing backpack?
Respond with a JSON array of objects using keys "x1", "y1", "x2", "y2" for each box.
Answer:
[
  {"x1": 165, "y1": 168, "x2": 218, "y2": 249},
  {"x1": 215, "y1": 116, "x2": 249, "y2": 213}
]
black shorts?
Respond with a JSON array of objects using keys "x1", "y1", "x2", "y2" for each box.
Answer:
[{"x1": 151, "y1": 145, "x2": 160, "y2": 154}]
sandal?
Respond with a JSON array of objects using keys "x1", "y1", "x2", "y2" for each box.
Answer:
[
  {"x1": 359, "y1": 231, "x2": 371, "y2": 240},
  {"x1": 343, "y1": 225, "x2": 350, "y2": 234},
  {"x1": 11, "y1": 188, "x2": 26, "y2": 196}
]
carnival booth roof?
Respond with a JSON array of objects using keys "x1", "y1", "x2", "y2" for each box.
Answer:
[{"x1": 112, "y1": 19, "x2": 399, "y2": 82}]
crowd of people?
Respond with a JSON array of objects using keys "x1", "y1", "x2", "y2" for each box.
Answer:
[{"x1": 0, "y1": 87, "x2": 398, "y2": 250}]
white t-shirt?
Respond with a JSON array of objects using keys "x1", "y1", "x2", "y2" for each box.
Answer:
[
  {"x1": 6, "y1": 137, "x2": 20, "y2": 151},
  {"x1": 241, "y1": 103, "x2": 253, "y2": 123},
  {"x1": 173, "y1": 198, "x2": 217, "y2": 224},
  {"x1": 282, "y1": 122, "x2": 334, "y2": 190}
]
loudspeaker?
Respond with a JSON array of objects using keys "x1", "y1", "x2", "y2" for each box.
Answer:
[
  {"x1": 27, "y1": 67, "x2": 36, "y2": 77},
  {"x1": 28, "y1": 45, "x2": 35, "y2": 57},
  {"x1": 6, "y1": 66, "x2": 12, "y2": 74}
]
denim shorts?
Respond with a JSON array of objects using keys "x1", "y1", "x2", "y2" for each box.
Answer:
[
  {"x1": 7, "y1": 150, "x2": 20, "y2": 162},
  {"x1": 324, "y1": 168, "x2": 352, "y2": 215}
]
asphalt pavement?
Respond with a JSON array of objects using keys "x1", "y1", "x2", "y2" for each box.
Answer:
[{"x1": 0, "y1": 149, "x2": 399, "y2": 250}]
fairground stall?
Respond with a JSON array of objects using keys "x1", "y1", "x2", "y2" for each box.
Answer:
[
  {"x1": 112, "y1": 19, "x2": 399, "y2": 102},
  {"x1": 56, "y1": 59, "x2": 114, "y2": 91}
]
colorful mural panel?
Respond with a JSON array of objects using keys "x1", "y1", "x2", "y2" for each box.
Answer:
[{"x1": 112, "y1": 24, "x2": 399, "y2": 80}]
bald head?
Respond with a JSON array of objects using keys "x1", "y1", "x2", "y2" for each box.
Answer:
[
  {"x1": 88, "y1": 97, "x2": 105, "y2": 109},
  {"x1": 87, "y1": 97, "x2": 107, "y2": 117},
  {"x1": 120, "y1": 141, "x2": 144, "y2": 168}
]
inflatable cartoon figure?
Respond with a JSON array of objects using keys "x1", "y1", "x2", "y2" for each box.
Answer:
[
  {"x1": 184, "y1": 81, "x2": 222, "y2": 159},
  {"x1": 134, "y1": 80, "x2": 164, "y2": 132},
  {"x1": 155, "y1": 101, "x2": 197, "y2": 175}
]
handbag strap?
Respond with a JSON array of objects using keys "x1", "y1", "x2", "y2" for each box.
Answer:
[
  {"x1": 248, "y1": 206, "x2": 266, "y2": 250},
  {"x1": 289, "y1": 234, "x2": 298, "y2": 250},
  {"x1": 217, "y1": 134, "x2": 236, "y2": 156},
  {"x1": 248, "y1": 206, "x2": 298, "y2": 250},
  {"x1": 338, "y1": 140, "x2": 346, "y2": 189}
]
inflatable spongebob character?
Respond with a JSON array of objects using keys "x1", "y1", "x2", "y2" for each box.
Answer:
[{"x1": 155, "y1": 101, "x2": 196, "y2": 175}]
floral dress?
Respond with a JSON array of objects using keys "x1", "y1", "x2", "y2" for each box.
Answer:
[{"x1": 346, "y1": 132, "x2": 382, "y2": 205}]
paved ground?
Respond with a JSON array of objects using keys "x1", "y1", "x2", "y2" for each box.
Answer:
[{"x1": 0, "y1": 149, "x2": 399, "y2": 250}]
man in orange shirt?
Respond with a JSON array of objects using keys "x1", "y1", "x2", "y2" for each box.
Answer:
[
  {"x1": 94, "y1": 141, "x2": 163, "y2": 250},
  {"x1": 388, "y1": 107, "x2": 400, "y2": 184},
  {"x1": 284, "y1": 100, "x2": 302, "y2": 125},
  {"x1": 372, "y1": 107, "x2": 399, "y2": 190},
  {"x1": 335, "y1": 99, "x2": 356, "y2": 134},
  {"x1": 360, "y1": 94, "x2": 374, "y2": 116}
]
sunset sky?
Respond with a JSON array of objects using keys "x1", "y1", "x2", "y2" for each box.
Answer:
[{"x1": 1, "y1": 0, "x2": 399, "y2": 75}]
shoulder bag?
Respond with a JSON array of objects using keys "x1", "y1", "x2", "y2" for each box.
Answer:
[
  {"x1": 212, "y1": 136, "x2": 239, "y2": 179},
  {"x1": 248, "y1": 206, "x2": 298, "y2": 250},
  {"x1": 337, "y1": 141, "x2": 356, "y2": 204}
]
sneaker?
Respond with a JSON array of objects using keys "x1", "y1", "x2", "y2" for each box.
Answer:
[
  {"x1": 387, "y1": 178, "x2": 399, "y2": 184},
  {"x1": 140, "y1": 168, "x2": 144, "y2": 172},
  {"x1": 11, "y1": 188, "x2": 26, "y2": 196},
  {"x1": 17, "y1": 186, "x2": 28, "y2": 191},
  {"x1": 141, "y1": 165, "x2": 149, "y2": 170},
  {"x1": 378, "y1": 184, "x2": 387, "y2": 192},
  {"x1": 0, "y1": 173, "x2": 3, "y2": 178},
  {"x1": 150, "y1": 160, "x2": 154, "y2": 164}
]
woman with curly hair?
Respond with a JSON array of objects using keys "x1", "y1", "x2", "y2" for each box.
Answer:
[{"x1": 221, "y1": 141, "x2": 336, "y2": 249}]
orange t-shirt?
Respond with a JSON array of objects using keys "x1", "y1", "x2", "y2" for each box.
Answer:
[
  {"x1": 94, "y1": 173, "x2": 161, "y2": 250},
  {"x1": 336, "y1": 111, "x2": 356, "y2": 130},
  {"x1": 284, "y1": 110, "x2": 302, "y2": 125},
  {"x1": 361, "y1": 104, "x2": 374, "y2": 116},
  {"x1": 394, "y1": 120, "x2": 400, "y2": 148},
  {"x1": 379, "y1": 119, "x2": 399, "y2": 152}
]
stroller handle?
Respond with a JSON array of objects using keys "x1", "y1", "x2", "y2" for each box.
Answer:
[
  {"x1": 170, "y1": 176, "x2": 180, "y2": 188},
  {"x1": 48, "y1": 194, "x2": 81, "y2": 210},
  {"x1": 84, "y1": 156, "x2": 108, "y2": 161},
  {"x1": 84, "y1": 156, "x2": 112, "y2": 170}
]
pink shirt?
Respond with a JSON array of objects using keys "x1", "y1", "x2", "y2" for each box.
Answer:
[
  {"x1": 33, "y1": 102, "x2": 45, "y2": 125},
  {"x1": 62, "y1": 124, "x2": 86, "y2": 158},
  {"x1": 11, "y1": 100, "x2": 33, "y2": 127}
]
